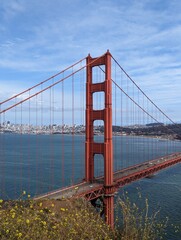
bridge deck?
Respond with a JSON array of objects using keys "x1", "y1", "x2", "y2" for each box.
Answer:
[{"x1": 35, "y1": 153, "x2": 181, "y2": 201}]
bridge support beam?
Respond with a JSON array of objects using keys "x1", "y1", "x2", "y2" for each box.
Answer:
[{"x1": 85, "y1": 51, "x2": 115, "y2": 228}]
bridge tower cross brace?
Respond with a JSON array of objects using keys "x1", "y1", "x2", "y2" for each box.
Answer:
[{"x1": 85, "y1": 51, "x2": 115, "y2": 227}]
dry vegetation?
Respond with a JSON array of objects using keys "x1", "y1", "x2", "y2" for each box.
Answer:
[
  {"x1": 115, "y1": 194, "x2": 168, "y2": 240},
  {"x1": 0, "y1": 192, "x2": 168, "y2": 240},
  {"x1": 0, "y1": 194, "x2": 116, "y2": 240}
]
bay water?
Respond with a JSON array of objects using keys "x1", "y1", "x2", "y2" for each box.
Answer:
[{"x1": 0, "y1": 134, "x2": 180, "y2": 239}]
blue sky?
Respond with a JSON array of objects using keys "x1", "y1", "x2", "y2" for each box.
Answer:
[{"x1": 0, "y1": 0, "x2": 181, "y2": 122}]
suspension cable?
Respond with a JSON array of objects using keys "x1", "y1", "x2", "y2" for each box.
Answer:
[
  {"x1": 111, "y1": 55, "x2": 178, "y2": 126},
  {"x1": 0, "y1": 57, "x2": 87, "y2": 106},
  {"x1": 0, "y1": 53, "x2": 107, "y2": 114}
]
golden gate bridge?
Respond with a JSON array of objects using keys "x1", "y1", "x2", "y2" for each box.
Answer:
[{"x1": 0, "y1": 51, "x2": 181, "y2": 227}]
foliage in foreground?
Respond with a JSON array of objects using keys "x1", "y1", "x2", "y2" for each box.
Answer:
[
  {"x1": 116, "y1": 194, "x2": 168, "y2": 240},
  {"x1": 0, "y1": 192, "x2": 169, "y2": 240},
  {"x1": 0, "y1": 196, "x2": 115, "y2": 240}
]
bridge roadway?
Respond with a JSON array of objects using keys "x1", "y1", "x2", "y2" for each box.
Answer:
[{"x1": 35, "y1": 153, "x2": 181, "y2": 201}]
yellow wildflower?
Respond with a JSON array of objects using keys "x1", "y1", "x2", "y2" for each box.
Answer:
[
  {"x1": 26, "y1": 219, "x2": 30, "y2": 224},
  {"x1": 18, "y1": 232, "x2": 22, "y2": 238}
]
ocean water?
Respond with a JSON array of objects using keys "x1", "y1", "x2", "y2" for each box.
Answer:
[{"x1": 0, "y1": 134, "x2": 181, "y2": 239}]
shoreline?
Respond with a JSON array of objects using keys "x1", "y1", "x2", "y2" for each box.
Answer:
[{"x1": 1, "y1": 131, "x2": 180, "y2": 142}]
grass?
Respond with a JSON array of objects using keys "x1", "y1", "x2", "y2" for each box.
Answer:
[{"x1": 0, "y1": 192, "x2": 169, "y2": 240}]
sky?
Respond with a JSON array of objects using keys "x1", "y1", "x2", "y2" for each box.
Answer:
[{"x1": 0, "y1": 0, "x2": 181, "y2": 123}]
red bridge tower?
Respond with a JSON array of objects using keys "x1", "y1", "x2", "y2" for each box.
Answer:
[{"x1": 85, "y1": 50, "x2": 115, "y2": 227}]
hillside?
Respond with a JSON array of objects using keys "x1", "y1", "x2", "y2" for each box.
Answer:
[{"x1": 0, "y1": 195, "x2": 167, "y2": 240}]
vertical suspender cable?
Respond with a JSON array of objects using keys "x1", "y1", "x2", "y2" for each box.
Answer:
[
  {"x1": 80, "y1": 60, "x2": 84, "y2": 179},
  {"x1": 126, "y1": 75, "x2": 129, "y2": 168},
  {"x1": 0, "y1": 106, "x2": 4, "y2": 198},
  {"x1": 72, "y1": 67, "x2": 75, "y2": 184},
  {"x1": 114, "y1": 61, "x2": 117, "y2": 171},
  {"x1": 121, "y1": 69, "x2": 123, "y2": 170},
  {"x1": 49, "y1": 87, "x2": 52, "y2": 191},
  {"x1": 20, "y1": 103, "x2": 23, "y2": 195},
  {"x1": 61, "y1": 72, "x2": 64, "y2": 187},
  {"x1": 35, "y1": 94, "x2": 38, "y2": 194},
  {"x1": 14, "y1": 98, "x2": 17, "y2": 196},
  {"x1": 52, "y1": 78, "x2": 55, "y2": 189},
  {"x1": 28, "y1": 91, "x2": 31, "y2": 195},
  {"x1": 132, "y1": 81, "x2": 135, "y2": 166},
  {"x1": 2, "y1": 113, "x2": 5, "y2": 197},
  {"x1": 40, "y1": 84, "x2": 43, "y2": 192}
]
